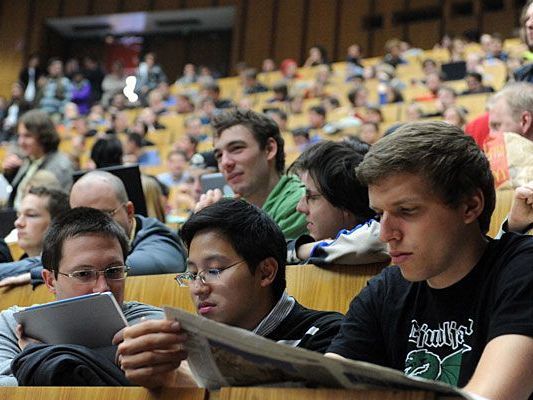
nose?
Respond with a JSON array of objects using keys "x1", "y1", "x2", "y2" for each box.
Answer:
[
  {"x1": 296, "y1": 195, "x2": 308, "y2": 214},
  {"x1": 92, "y1": 273, "x2": 111, "y2": 293},
  {"x1": 189, "y1": 279, "x2": 211, "y2": 298},
  {"x1": 14, "y1": 214, "x2": 25, "y2": 228},
  {"x1": 378, "y1": 213, "x2": 402, "y2": 243},
  {"x1": 218, "y1": 151, "x2": 234, "y2": 171}
]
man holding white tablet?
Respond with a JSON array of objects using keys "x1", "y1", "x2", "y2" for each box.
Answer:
[{"x1": 0, "y1": 207, "x2": 163, "y2": 386}]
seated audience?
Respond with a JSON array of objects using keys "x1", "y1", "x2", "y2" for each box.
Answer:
[
  {"x1": 116, "y1": 199, "x2": 343, "y2": 388},
  {"x1": 2, "y1": 110, "x2": 73, "y2": 209},
  {"x1": 287, "y1": 140, "x2": 388, "y2": 265},
  {"x1": 0, "y1": 187, "x2": 69, "y2": 282},
  {"x1": 462, "y1": 72, "x2": 495, "y2": 95},
  {"x1": 0, "y1": 207, "x2": 164, "y2": 386},
  {"x1": 123, "y1": 132, "x2": 161, "y2": 167},
  {"x1": 359, "y1": 121, "x2": 381, "y2": 145},
  {"x1": 242, "y1": 69, "x2": 269, "y2": 95},
  {"x1": 197, "y1": 109, "x2": 307, "y2": 240},
  {"x1": 303, "y1": 45, "x2": 329, "y2": 67},
  {"x1": 4, "y1": 170, "x2": 187, "y2": 289},
  {"x1": 157, "y1": 150, "x2": 191, "y2": 188},
  {"x1": 326, "y1": 121, "x2": 533, "y2": 400},
  {"x1": 88, "y1": 135, "x2": 123, "y2": 169},
  {"x1": 36, "y1": 58, "x2": 72, "y2": 117}
]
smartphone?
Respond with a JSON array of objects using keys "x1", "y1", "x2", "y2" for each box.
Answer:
[{"x1": 200, "y1": 172, "x2": 234, "y2": 197}]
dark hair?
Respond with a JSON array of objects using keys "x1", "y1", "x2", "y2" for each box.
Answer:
[
  {"x1": 42, "y1": 207, "x2": 129, "y2": 276},
  {"x1": 19, "y1": 110, "x2": 60, "y2": 153},
  {"x1": 290, "y1": 140, "x2": 374, "y2": 223},
  {"x1": 356, "y1": 121, "x2": 495, "y2": 233},
  {"x1": 27, "y1": 186, "x2": 70, "y2": 221},
  {"x1": 309, "y1": 105, "x2": 326, "y2": 118},
  {"x1": 90, "y1": 135, "x2": 123, "y2": 168},
  {"x1": 465, "y1": 72, "x2": 483, "y2": 83},
  {"x1": 180, "y1": 198, "x2": 286, "y2": 300},
  {"x1": 212, "y1": 109, "x2": 285, "y2": 174},
  {"x1": 127, "y1": 132, "x2": 144, "y2": 148},
  {"x1": 266, "y1": 108, "x2": 288, "y2": 122}
]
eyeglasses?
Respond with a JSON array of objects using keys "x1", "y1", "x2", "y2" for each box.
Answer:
[
  {"x1": 102, "y1": 203, "x2": 127, "y2": 217},
  {"x1": 175, "y1": 260, "x2": 245, "y2": 287},
  {"x1": 303, "y1": 190, "x2": 323, "y2": 204},
  {"x1": 58, "y1": 265, "x2": 130, "y2": 284}
]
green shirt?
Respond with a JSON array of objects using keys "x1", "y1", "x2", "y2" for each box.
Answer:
[{"x1": 262, "y1": 175, "x2": 307, "y2": 240}]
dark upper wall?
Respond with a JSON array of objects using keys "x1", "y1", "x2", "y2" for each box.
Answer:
[{"x1": 0, "y1": 0, "x2": 524, "y2": 97}]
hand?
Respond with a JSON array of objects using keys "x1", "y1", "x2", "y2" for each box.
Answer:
[
  {"x1": 0, "y1": 273, "x2": 31, "y2": 288},
  {"x1": 2, "y1": 154, "x2": 23, "y2": 171},
  {"x1": 194, "y1": 189, "x2": 223, "y2": 213},
  {"x1": 116, "y1": 319, "x2": 189, "y2": 388},
  {"x1": 508, "y1": 183, "x2": 533, "y2": 233},
  {"x1": 16, "y1": 324, "x2": 41, "y2": 350}
]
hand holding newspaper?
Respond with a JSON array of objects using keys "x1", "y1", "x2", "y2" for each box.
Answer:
[{"x1": 164, "y1": 306, "x2": 477, "y2": 399}]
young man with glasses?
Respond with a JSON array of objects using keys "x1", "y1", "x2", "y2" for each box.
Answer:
[
  {"x1": 1, "y1": 170, "x2": 187, "y2": 289},
  {"x1": 286, "y1": 139, "x2": 389, "y2": 265},
  {"x1": 115, "y1": 199, "x2": 342, "y2": 388},
  {"x1": 0, "y1": 207, "x2": 164, "y2": 386}
]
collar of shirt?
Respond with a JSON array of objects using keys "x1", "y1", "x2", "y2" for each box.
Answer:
[{"x1": 253, "y1": 291, "x2": 295, "y2": 337}]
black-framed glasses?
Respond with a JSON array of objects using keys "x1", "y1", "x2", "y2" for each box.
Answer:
[
  {"x1": 175, "y1": 260, "x2": 246, "y2": 287},
  {"x1": 58, "y1": 265, "x2": 130, "y2": 284},
  {"x1": 102, "y1": 203, "x2": 127, "y2": 217}
]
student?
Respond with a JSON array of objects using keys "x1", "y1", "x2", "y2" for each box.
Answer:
[
  {"x1": 325, "y1": 121, "x2": 533, "y2": 400},
  {"x1": 0, "y1": 187, "x2": 69, "y2": 282},
  {"x1": 199, "y1": 109, "x2": 307, "y2": 240},
  {"x1": 116, "y1": 199, "x2": 343, "y2": 388},
  {"x1": 0, "y1": 208, "x2": 164, "y2": 385},
  {"x1": 2, "y1": 171, "x2": 187, "y2": 289},
  {"x1": 287, "y1": 140, "x2": 388, "y2": 265}
]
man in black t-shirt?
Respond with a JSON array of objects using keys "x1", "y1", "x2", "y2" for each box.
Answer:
[
  {"x1": 115, "y1": 199, "x2": 342, "y2": 388},
  {"x1": 326, "y1": 121, "x2": 533, "y2": 400}
]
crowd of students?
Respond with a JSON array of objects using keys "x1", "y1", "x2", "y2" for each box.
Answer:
[{"x1": 0, "y1": 1, "x2": 532, "y2": 399}]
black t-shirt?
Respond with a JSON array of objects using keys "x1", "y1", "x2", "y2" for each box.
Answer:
[
  {"x1": 267, "y1": 301, "x2": 343, "y2": 354},
  {"x1": 327, "y1": 233, "x2": 533, "y2": 387}
]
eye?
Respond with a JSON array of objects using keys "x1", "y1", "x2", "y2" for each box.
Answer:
[
  {"x1": 206, "y1": 268, "x2": 221, "y2": 276},
  {"x1": 105, "y1": 266, "x2": 124, "y2": 278},
  {"x1": 72, "y1": 270, "x2": 95, "y2": 280}
]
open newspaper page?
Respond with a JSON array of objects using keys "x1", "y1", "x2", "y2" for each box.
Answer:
[{"x1": 164, "y1": 307, "x2": 476, "y2": 399}]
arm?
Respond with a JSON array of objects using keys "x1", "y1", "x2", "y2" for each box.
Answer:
[
  {"x1": 0, "y1": 309, "x2": 22, "y2": 386},
  {"x1": 463, "y1": 334, "x2": 533, "y2": 400},
  {"x1": 116, "y1": 319, "x2": 192, "y2": 388}
]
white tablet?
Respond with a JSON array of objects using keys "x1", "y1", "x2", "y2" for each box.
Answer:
[{"x1": 13, "y1": 292, "x2": 128, "y2": 349}]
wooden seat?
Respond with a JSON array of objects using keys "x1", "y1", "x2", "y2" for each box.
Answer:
[
  {"x1": 286, "y1": 263, "x2": 386, "y2": 313},
  {"x1": 219, "y1": 387, "x2": 458, "y2": 400},
  {"x1": 0, "y1": 387, "x2": 205, "y2": 400}
]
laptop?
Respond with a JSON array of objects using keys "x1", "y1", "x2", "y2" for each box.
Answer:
[{"x1": 441, "y1": 61, "x2": 467, "y2": 81}]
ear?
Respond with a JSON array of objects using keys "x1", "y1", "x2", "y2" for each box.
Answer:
[
  {"x1": 42, "y1": 268, "x2": 57, "y2": 294},
  {"x1": 257, "y1": 257, "x2": 278, "y2": 288},
  {"x1": 125, "y1": 201, "x2": 135, "y2": 219},
  {"x1": 462, "y1": 188, "x2": 485, "y2": 226},
  {"x1": 264, "y1": 137, "x2": 278, "y2": 163},
  {"x1": 520, "y1": 111, "x2": 533, "y2": 138}
]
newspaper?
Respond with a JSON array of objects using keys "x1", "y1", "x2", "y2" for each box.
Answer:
[{"x1": 164, "y1": 306, "x2": 477, "y2": 399}]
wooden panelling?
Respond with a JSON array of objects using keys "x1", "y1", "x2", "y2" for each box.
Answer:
[
  {"x1": 92, "y1": 0, "x2": 121, "y2": 15},
  {"x1": 273, "y1": 0, "x2": 305, "y2": 63},
  {"x1": 30, "y1": 0, "x2": 62, "y2": 55},
  {"x1": 185, "y1": 0, "x2": 214, "y2": 7},
  {"x1": 0, "y1": 0, "x2": 29, "y2": 98},
  {"x1": 304, "y1": 0, "x2": 337, "y2": 64},
  {"x1": 62, "y1": 0, "x2": 90, "y2": 16},
  {"x1": 121, "y1": 0, "x2": 151, "y2": 12},
  {"x1": 242, "y1": 0, "x2": 274, "y2": 68},
  {"x1": 407, "y1": 21, "x2": 441, "y2": 51},
  {"x1": 154, "y1": 0, "x2": 184, "y2": 10},
  {"x1": 337, "y1": 0, "x2": 370, "y2": 59},
  {"x1": 482, "y1": 10, "x2": 516, "y2": 37}
]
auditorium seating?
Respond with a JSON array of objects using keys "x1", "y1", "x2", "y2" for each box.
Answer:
[{"x1": 0, "y1": 263, "x2": 386, "y2": 314}]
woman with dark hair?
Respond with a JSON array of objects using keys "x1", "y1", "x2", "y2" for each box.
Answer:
[
  {"x1": 286, "y1": 139, "x2": 389, "y2": 265},
  {"x1": 2, "y1": 110, "x2": 73, "y2": 209}
]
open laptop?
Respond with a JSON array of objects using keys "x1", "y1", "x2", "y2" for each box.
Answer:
[{"x1": 73, "y1": 164, "x2": 147, "y2": 216}]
